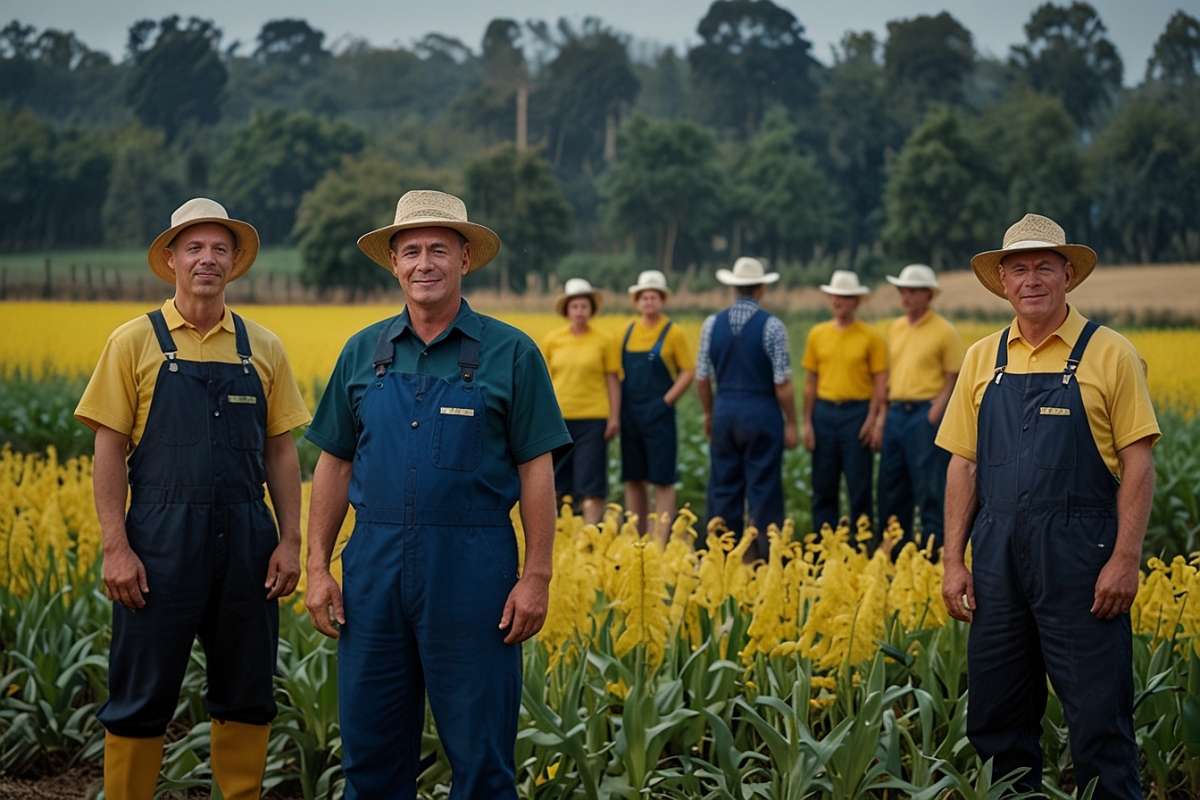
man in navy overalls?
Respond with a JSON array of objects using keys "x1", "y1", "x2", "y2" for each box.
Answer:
[
  {"x1": 938, "y1": 214, "x2": 1159, "y2": 799},
  {"x1": 303, "y1": 191, "x2": 570, "y2": 799},
  {"x1": 696, "y1": 257, "x2": 798, "y2": 562},
  {"x1": 76, "y1": 199, "x2": 310, "y2": 799}
]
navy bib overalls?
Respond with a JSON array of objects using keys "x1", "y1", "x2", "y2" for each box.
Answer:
[
  {"x1": 620, "y1": 321, "x2": 678, "y2": 485},
  {"x1": 337, "y1": 323, "x2": 521, "y2": 800},
  {"x1": 706, "y1": 309, "x2": 784, "y2": 560},
  {"x1": 97, "y1": 310, "x2": 279, "y2": 737},
  {"x1": 968, "y1": 321, "x2": 1140, "y2": 800}
]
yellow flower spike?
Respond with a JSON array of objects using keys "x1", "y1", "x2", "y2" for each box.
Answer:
[{"x1": 612, "y1": 540, "x2": 669, "y2": 669}]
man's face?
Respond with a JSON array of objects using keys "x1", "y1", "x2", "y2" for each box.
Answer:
[
  {"x1": 566, "y1": 296, "x2": 593, "y2": 325},
  {"x1": 166, "y1": 222, "x2": 239, "y2": 301},
  {"x1": 635, "y1": 289, "x2": 664, "y2": 318},
  {"x1": 827, "y1": 294, "x2": 860, "y2": 318},
  {"x1": 998, "y1": 249, "x2": 1072, "y2": 323},
  {"x1": 389, "y1": 227, "x2": 470, "y2": 310},
  {"x1": 899, "y1": 287, "x2": 933, "y2": 317}
]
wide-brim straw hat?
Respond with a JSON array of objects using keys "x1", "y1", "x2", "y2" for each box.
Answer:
[
  {"x1": 147, "y1": 198, "x2": 259, "y2": 284},
  {"x1": 716, "y1": 257, "x2": 779, "y2": 286},
  {"x1": 555, "y1": 277, "x2": 603, "y2": 316},
  {"x1": 628, "y1": 269, "x2": 671, "y2": 300},
  {"x1": 886, "y1": 264, "x2": 940, "y2": 291},
  {"x1": 820, "y1": 270, "x2": 870, "y2": 296},
  {"x1": 357, "y1": 190, "x2": 500, "y2": 274},
  {"x1": 970, "y1": 213, "x2": 1097, "y2": 298}
]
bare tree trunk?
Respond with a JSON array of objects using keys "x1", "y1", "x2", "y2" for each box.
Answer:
[
  {"x1": 516, "y1": 85, "x2": 528, "y2": 152},
  {"x1": 604, "y1": 111, "x2": 617, "y2": 162},
  {"x1": 662, "y1": 220, "x2": 678, "y2": 274}
]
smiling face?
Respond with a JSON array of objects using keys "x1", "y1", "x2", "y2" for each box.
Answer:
[
  {"x1": 635, "y1": 289, "x2": 665, "y2": 320},
  {"x1": 566, "y1": 296, "x2": 594, "y2": 328},
  {"x1": 826, "y1": 293, "x2": 860, "y2": 323},
  {"x1": 165, "y1": 222, "x2": 239, "y2": 301},
  {"x1": 898, "y1": 287, "x2": 933, "y2": 318},
  {"x1": 389, "y1": 226, "x2": 471, "y2": 312},
  {"x1": 998, "y1": 249, "x2": 1073, "y2": 324}
]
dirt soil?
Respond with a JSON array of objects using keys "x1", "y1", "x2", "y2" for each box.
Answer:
[{"x1": 0, "y1": 764, "x2": 102, "y2": 800}]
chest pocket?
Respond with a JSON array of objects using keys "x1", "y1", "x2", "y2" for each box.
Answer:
[
  {"x1": 431, "y1": 390, "x2": 484, "y2": 471},
  {"x1": 1033, "y1": 404, "x2": 1077, "y2": 470},
  {"x1": 227, "y1": 396, "x2": 267, "y2": 451}
]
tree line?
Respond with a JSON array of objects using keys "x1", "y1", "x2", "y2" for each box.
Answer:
[{"x1": 1, "y1": 2, "x2": 1199, "y2": 294}]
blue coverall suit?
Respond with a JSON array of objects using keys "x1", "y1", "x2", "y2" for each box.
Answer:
[
  {"x1": 97, "y1": 310, "x2": 279, "y2": 736},
  {"x1": 706, "y1": 308, "x2": 785, "y2": 562},
  {"x1": 620, "y1": 321, "x2": 678, "y2": 485},
  {"x1": 968, "y1": 321, "x2": 1141, "y2": 800}
]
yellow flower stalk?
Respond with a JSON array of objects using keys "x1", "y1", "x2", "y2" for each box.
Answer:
[{"x1": 612, "y1": 541, "x2": 670, "y2": 670}]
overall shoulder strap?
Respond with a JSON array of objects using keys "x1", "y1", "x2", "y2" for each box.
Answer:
[
  {"x1": 650, "y1": 320, "x2": 672, "y2": 357},
  {"x1": 622, "y1": 321, "x2": 636, "y2": 352},
  {"x1": 146, "y1": 309, "x2": 179, "y2": 372},
  {"x1": 373, "y1": 317, "x2": 407, "y2": 378},
  {"x1": 458, "y1": 333, "x2": 480, "y2": 383},
  {"x1": 231, "y1": 312, "x2": 253, "y2": 374},
  {"x1": 1063, "y1": 320, "x2": 1101, "y2": 386},
  {"x1": 992, "y1": 327, "x2": 1010, "y2": 385}
]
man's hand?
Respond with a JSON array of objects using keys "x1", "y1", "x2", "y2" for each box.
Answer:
[
  {"x1": 264, "y1": 539, "x2": 301, "y2": 600},
  {"x1": 867, "y1": 424, "x2": 884, "y2": 452},
  {"x1": 103, "y1": 542, "x2": 149, "y2": 610},
  {"x1": 802, "y1": 421, "x2": 815, "y2": 452},
  {"x1": 304, "y1": 569, "x2": 345, "y2": 639},
  {"x1": 784, "y1": 421, "x2": 798, "y2": 450},
  {"x1": 942, "y1": 561, "x2": 975, "y2": 623},
  {"x1": 1092, "y1": 553, "x2": 1139, "y2": 620},
  {"x1": 604, "y1": 416, "x2": 620, "y2": 441},
  {"x1": 703, "y1": 414, "x2": 712, "y2": 440},
  {"x1": 498, "y1": 572, "x2": 550, "y2": 645}
]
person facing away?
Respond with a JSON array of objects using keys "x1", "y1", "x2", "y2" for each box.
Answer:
[
  {"x1": 75, "y1": 198, "x2": 310, "y2": 800},
  {"x1": 542, "y1": 277, "x2": 621, "y2": 525},
  {"x1": 302, "y1": 190, "x2": 571, "y2": 800},
  {"x1": 695, "y1": 257, "x2": 798, "y2": 563},
  {"x1": 620, "y1": 270, "x2": 695, "y2": 541},
  {"x1": 875, "y1": 264, "x2": 963, "y2": 555},
  {"x1": 800, "y1": 270, "x2": 888, "y2": 534},
  {"x1": 939, "y1": 213, "x2": 1159, "y2": 800}
]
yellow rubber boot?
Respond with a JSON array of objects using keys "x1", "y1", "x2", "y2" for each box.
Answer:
[
  {"x1": 103, "y1": 732, "x2": 164, "y2": 800},
  {"x1": 210, "y1": 719, "x2": 270, "y2": 800}
]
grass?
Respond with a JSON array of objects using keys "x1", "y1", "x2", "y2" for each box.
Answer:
[{"x1": 0, "y1": 247, "x2": 303, "y2": 278}]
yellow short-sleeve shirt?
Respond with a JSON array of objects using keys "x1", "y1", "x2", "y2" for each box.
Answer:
[
  {"x1": 620, "y1": 316, "x2": 695, "y2": 380},
  {"x1": 75, "y1": 299, "x2": 312, "y2": 449},
  {"x1": 541, "y1": 324, "x2": 622, "y2": 420},
  {"x1": 887, "y1": 311, "x2": 965, "y2": 401},
  {"x1": 936, "y1": 305, "x2": 1160, "y2": 476},
  {"x1": 801, "y1": 319, "x2": 888, "y2": 402}
]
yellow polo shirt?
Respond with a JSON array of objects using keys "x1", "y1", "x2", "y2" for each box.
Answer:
[
  {"x1": 801, "y1": 319, "x2": 888, "y2": 402},
  {"x1": 887, "y1": 311, "x2": 965, "y2": 401},
  {"x1": 75, "y1": 299, "x2": 311, "y2": 449},
  {"x1": 541, "y1": 324, "x2": 622, "y2": 420},
  {"x1": 621, "y1": 317, "x2": 695, "y2": 380},
  {"x1": 936, "y1": 305, "x2": 1160, "y2": 476}
]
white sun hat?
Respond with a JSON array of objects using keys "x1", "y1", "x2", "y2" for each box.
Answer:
[
  {"x1": 716, "y1": 257, "x2": 779, "y2": 286},
  {"x1": 886, "y1": 264, "x2": 940, "y2": 291},
  {"x1": 820, "y1": 270, "x2": 870, "y2": 296},
  {"x1": 555, "y1": 277, "x2": 603, "y2": 316},
  {"x1": 970, "y1": 213, "x2": 1096, "y2": 298},
  {"x1": 628, "y1": 269, "x2": 671, "y2": 299}
]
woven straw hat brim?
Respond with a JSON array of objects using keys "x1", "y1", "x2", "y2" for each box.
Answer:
[
  {"x1": 970, "y1": 243, "x2": 1097, "y2": 298},
  {"x1": 555, "y1": 290, "x2": 603, "y2": 317},
  {"x1": 147, "y1": 219, "x2": 259, "y2": 284},
  {"x1": 357, "y1": 218, "x2": 500, "y2": 274},
  {"x1": 716, "y1": 269, "x2": 780, "y2": 286}
]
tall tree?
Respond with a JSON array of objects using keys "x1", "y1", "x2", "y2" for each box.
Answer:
[
  {"x1": 125, "y1": 16, "x2": 227, "y2": 142},
  {"x1": 254, "y1": 18, "x2": 329, "y2": 70},
  {"x1": 464, "y1": 145, "x2": 573, "y2": 292},
  {"x1": 602, "y1": 115, "x2": 724, "y2": 273},
  {"x1": 212, "y1": 107, "x2": 365, "y2": 244},
  {"x1": 883, "y1": 12, "x2": 976, "y2": 131},
  {"x1": 687, "y1": 0, "x2": 821, "y2": 139},
  {"x1": 101, "y1": 124, "x2": 185, "y2": 247},
  {"x1": 448, "y1": 19, "x2": 529, "y2": 145},
  {"x1": 1146, "y1": 10, "x2": 1200, "y2": 86},
  {"x1": 1009, "y1": 2, "x2": 1122, "y2": 127}
]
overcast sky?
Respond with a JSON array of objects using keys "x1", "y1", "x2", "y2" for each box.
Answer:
[{"x1": 7, "y1": 0, "x2": 1197, "y2": 84}]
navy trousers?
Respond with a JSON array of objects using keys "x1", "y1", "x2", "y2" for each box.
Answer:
[
  {"x1": 810, "y1": 400, "x2": 873, "y2": 534},
  {"x1": 876, "y1": 400, "x2": 950, "y2": 552}
]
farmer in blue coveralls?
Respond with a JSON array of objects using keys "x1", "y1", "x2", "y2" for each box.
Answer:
[
  {"x1": 302, "y1": 190, "x2": 570, "y2": 799},
  {"x1": 939, "y1": 214, "x2": 1159, "y2": 800}
]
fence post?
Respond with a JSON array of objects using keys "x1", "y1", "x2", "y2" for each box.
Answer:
[
  {"x1": 86, "y1": 264, "x2": 95, "y2": 300},
  {"x1": 43, "y1": 258, "x2": 52, "y2": 299}
]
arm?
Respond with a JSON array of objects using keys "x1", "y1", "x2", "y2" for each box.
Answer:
[
  {"x1": 664, "y1": 368, "x2": 694, "y2": 407},
  {"x1": 95, "y1": 425, "x2": 147, "y2": 610},
  {"x1": 802, "y1": 372, "x2": 817, "y2": 452},
  {"x1": 604, "y1": 372, "x2": 621, "y2": 441},
  {"x1": 303, "y1": 450, "x2": 353, "y2": 638},
  {"x1": 774, "y1": 379, "x2": 798, "y2": 450},
  {"x1": 1092, "y1": 437, "x2": 1155, "y2": 620},
  {"x1": 263, "y1": 432, "x2": 303, "y2": 600},
  {"x1": 928, "y1": 372, "x2": 959, "y2": 425},
  {"x1": 861, "y1": 370, "x2": 888, "y2": 451},
  {"x1": 941, "y1": 454, "x2": 978, "y2": 622},
  {"x1": 696, "y1": 378, "x2": 714, "y2": 440},
  {"x1": 499, "y1": 452, "x2": 556, "y2": 644}
]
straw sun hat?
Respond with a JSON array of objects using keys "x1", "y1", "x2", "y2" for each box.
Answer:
[
  {"x1": 970, "y1": 213, "x2": 1097, "y2": 298},
  {"x1": 716, "y1": 257, "x2": 779, "y2": 286},
  {"x1": 555, "y1": 278, "x2": 603, "y2": 316},
  {"x1": 886, "y1": 264, "x2": 940, "y2": 291},
  {"x1": 820, "y1": 270, "x2": 870, "y2": 296},
  {"x1": 628, "y1": 270, "x2": 671, "y2": 300},
  {"x1": 357, "y1": 190, "x2": 501, "y2": 273},
  {"x1": 147, "y1": 198, "x2": 260, "y2": 284}
]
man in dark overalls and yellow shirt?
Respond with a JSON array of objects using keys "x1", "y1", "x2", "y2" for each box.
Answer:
[
  {"x1": 302, "y1": 191, "x2": 570, "y2": 799},
  {"x1": 76, "y1": 199, "x2": 311, "y2": 799},
  {"x1": 939, "y1": 214, "x2": 1159, "y2": 799}
]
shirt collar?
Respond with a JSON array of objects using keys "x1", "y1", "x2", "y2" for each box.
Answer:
[
  {"x1": 390, "y1": 298, "x2": 482, "y2": 345},
  {"x1": 162, "y1": 298, "x2": 234, "y2": 333},
  {"x1": 1008, "y1": 304, "x2": 1085, "y2": 349}
]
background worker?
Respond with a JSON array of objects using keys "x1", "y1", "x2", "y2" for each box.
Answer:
[
  {"x1": 696, "y1": 257, "x2": 798, "y2": 562},
  {"x1": 620, "y1": 270, "x2": 694, "y2": 540},
  {"x1": 939, "y1": 214, "x2": 1159, "y2": 800},
  {"x1": 542, "y1": 277, "x2": 621, "y2": 525},
  {"x1": 875, "y1": 264, "x2": 963, "y2": 554},
  {"x1": 303, "y1": 191, "x2": 570, "y2": 799},
  {"x1": 75, "y1": 199, "x2": 310, "y2": 800},
  {"x1": 801, "y1": 270, "x2": 888, "y2": 534}
]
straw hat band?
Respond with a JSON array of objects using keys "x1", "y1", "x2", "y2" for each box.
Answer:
[
  {"x1": 357, "y1": 190, "x2": 500, "y2": 273},
  {"x1": 1001, "y1": 239, "x2": 1060, "y2": 252},
  {"x1": 969, "y1": 213, "x2": 1096, "y2": 298}
]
